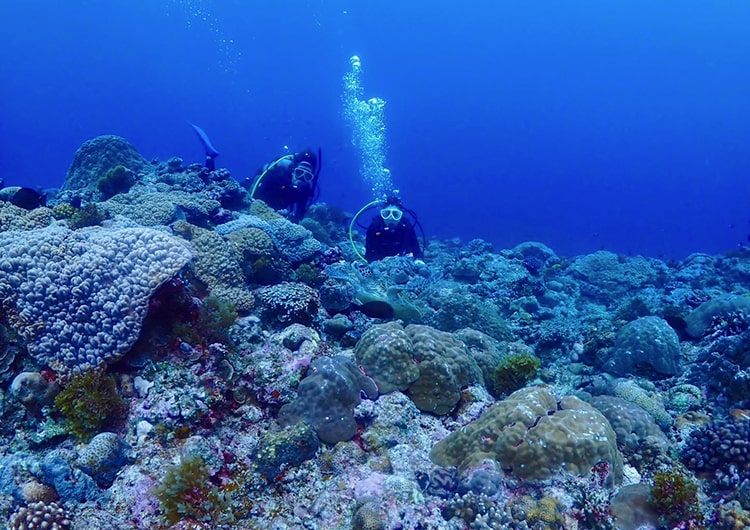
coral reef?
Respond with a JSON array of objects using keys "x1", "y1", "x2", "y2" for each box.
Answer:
[{"x1": 5, "y1": 137, "x2": 750, "y2": 529}]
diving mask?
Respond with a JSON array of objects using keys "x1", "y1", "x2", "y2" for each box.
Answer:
[
  {"x1": 292, "y1": 162, "x2": 315, "y2": 186},
  {"x1": 380, "y1": 206, "x2": 403, "y2": 222}
]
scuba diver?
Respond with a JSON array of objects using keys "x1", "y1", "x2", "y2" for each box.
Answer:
[
  {"x1": 350, "y1": 195, "x2": 425, "y2": 262},
  {"x1": 245, "y1": 148, "x2": 321, "y2": 222},
  {"x1": 190, "y1": 123, "x2": 220, "y2": 171}
]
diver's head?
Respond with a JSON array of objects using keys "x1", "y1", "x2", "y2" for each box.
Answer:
[
  {"x1": 380, "y1": 204, "x2": 403, "y2": 227},
  {"x1": 292, "y1": 162, "x2": 315, "y2": 187},
  {"x1": 292, "y1": 150, "x2": 318, "y2": 187},
  {"x1": 293, "y1": 150, "x2": 318, "y2": 170}
]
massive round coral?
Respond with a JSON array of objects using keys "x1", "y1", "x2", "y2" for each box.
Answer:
[
  {"x1": 354, "y1": 322, "x2": 484, "y2": 414},
  {"x1": 430, "y1": 386, "x2": 623, "y2": 483}
]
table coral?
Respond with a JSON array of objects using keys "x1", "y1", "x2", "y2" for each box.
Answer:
[{"x1": 0, "y1": 224, "x2": 191, "y2": 375}]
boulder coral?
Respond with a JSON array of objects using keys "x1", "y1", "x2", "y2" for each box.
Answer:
[
  {"x1": 604, "y1": 316, "x2": 682, "y2": 376},
  {"x1": 354, "y1": 322, "x2": 484, "y2": 415},
  {"x1": 430, "y1": 386, "x2": 623, "y2": 484},
  {"x1": 278, "y1": 355, "x2": 378, "y2": 444}
]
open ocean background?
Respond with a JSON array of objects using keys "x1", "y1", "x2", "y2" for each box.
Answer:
[{"x1": 1, "y1": 0, "x2": 749, "y2": 259}]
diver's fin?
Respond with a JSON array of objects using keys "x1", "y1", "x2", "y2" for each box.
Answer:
[{"x1": 190, "y1": 123, "x2": 220, "y2": 157}]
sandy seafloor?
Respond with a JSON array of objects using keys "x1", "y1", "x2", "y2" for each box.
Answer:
[{"x1": 1, "y1": 135, "x2": 750, "y2": 529}]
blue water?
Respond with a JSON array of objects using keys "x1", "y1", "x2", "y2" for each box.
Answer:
[{"x1": 1, "y1": 1, "x2": 749, "y2": 259}]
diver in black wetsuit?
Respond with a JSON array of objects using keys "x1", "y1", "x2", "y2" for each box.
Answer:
[
  {"x1": 365, "y1": 196, "x2": 424, "y2": 262},
  {"x1": 246, "y1": 149, "x2": 321, "y2": 221}
]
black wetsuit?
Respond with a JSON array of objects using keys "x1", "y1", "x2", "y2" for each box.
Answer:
[
  {"x1": 252, "y1": 161, "x2": 313, "y2": 221},
  {"x1": 365, "y1": 217, "x2": 423, "y2": 261}
]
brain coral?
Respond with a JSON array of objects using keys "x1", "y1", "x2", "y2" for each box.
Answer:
[
  {"x1": 354, "y1": 322, "x2": 483, "y2": 415},
  {"x1": 0, "y1": 224, "x2": 191, "y2": 375},
  {"x1": 430, "y1": 386, "x2": 623, "y2": 484}
]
